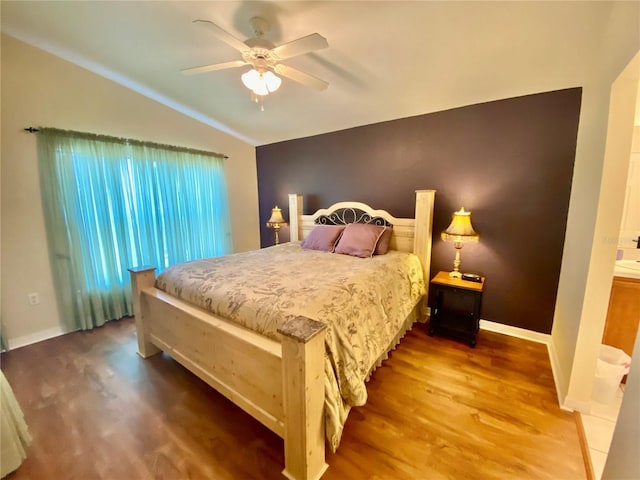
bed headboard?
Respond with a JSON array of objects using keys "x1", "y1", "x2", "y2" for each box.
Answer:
[{"x1": 288, "y1": 190, "x2": 436, "y2": 281}]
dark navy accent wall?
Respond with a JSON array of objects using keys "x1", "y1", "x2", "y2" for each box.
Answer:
[{"x1": 256, "y1": 88, "x2": 582, "y2": 334}]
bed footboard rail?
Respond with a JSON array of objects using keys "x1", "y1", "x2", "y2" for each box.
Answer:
[{"x1": 129, "y1": 267, "x2": 328, "y2": 480}]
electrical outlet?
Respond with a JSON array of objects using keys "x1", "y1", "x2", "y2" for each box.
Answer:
[{"x1": 28, "y1": 292, "x2": 40, "y2": 306}]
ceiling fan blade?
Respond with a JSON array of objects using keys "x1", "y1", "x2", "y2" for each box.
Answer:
[
  {"x1": 193, "y1": 19, "x2": 249, "y2": 53},
  {"x1": 272, "y1": 33, "x2": 329, "y2": 60},
  {"x1": 274, "y1": 64, "x2": 328, "y2": 91},
  {"x1": 181, "y1": 60, "x2": 249, "y2": 76}
]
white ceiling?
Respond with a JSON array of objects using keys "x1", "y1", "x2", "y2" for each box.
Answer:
[{"x1": 1, "y1": 1, "x2": 634, "y2": 146}]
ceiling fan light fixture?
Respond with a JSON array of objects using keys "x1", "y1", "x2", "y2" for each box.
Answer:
[
  {"x1": 186, "y1": 18, "x2": 329, "y2": 104},
  {"x1": 241, "y1": 68, "x2": 281, "y2": 96},
  {"x1": 263, "y1": 71, "x2": 282, "y2": 92}
]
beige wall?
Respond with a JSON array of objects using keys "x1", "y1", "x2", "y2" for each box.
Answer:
[
  {"x1": 0, "y1": 34, "x2": 259, "y2": 346},
  {"x1": 551, "y1": 0, "x2": 639, "y2": 411},
  {"x1": 633, "y1": 126, "x2": 640, "y2": 152}
]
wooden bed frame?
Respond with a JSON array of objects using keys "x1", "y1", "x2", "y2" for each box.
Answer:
[{"x1": 129, "y1": 190, "x2": 435, "y2": 480}]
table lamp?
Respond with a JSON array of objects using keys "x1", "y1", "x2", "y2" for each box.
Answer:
[
  {"x1": 266, "y1": 206, "x2": 287, "y2": 245},
  {"x1": 441, "y1": 208, "x2": 479, "y2": 278}
]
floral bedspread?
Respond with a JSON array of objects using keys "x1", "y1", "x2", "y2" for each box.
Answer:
[{"x1": 155, "y1": 242, "x2": 426, "y2": 450}]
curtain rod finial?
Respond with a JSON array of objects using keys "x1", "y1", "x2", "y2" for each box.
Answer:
[{"x1": 24, "y1": 127, "x2": 39, "y2": 133}]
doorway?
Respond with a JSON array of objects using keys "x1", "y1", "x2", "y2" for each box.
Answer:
[{"x1": 577, "y1": 53, "x2": 640, "y2": 479}]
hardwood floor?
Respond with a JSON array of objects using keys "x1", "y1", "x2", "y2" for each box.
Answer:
[{"x1": 1, "y1": 318, "x2": 586, "y2": 479}]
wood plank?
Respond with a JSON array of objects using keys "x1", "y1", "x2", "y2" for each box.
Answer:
[
  {"x1": 289, "y1": 193, "x2": 303, "y2": 242},
  {"x1": 575, "y1": 412, "x2": 596, "y2": 480},
  {"x1": 1, "y1": 318, "x2": 587, "y2": 480},
  {"x1": 143, "y1": 288, "x2": 285, "y2": 436},
  {"x1": 602, "y1": 276, "x2": 640, "y2": 357},
  {"x1": 413, "y1": 189, "x2": 436, "y2": 286},
  {"x1": 128, "y1": 266, "x2": 160, "y2": 358},
  {"x1": 279, "y1": 317, "x2": 328, "y2": 480},
  {"x1": 431, "y1": 270, "x2": 486, "y2": 292}
]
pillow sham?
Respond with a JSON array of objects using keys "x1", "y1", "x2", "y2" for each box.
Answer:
[
  {"x1": 301, "y1": 225, "x2": 346, "y2": 252},
  {"x1": 335, "y1": 223, "x2": 386, "y2": 258},
  {"x1": 375, "y1": 226, "x2": 393, "y2": 255}
]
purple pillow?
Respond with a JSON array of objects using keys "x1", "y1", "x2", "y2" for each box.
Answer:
[
  {"x1": 335, "y1": 223, "x2": 386, "y2": 258},
  {"x1": 301, "y1": 225, "x2": 345, "y2": 252},
  {"x1": 375, "y1": 226, "x2": 393, "y2": 255}
]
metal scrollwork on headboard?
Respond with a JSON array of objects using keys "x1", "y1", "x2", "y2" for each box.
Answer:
[{"x1": 315, "y1": 208, "x2": 393, "y2": 227}]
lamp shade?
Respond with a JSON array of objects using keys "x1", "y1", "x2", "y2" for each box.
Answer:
[
  {"x1": 242, "y1": 69, "x2": 282, "y2": 96},
  {"x1": 267, "y1": 206, "x2": 287, "y2": 225},
  {"x1": 442, "y1": 208, "x2": 478, "y2": 242}
]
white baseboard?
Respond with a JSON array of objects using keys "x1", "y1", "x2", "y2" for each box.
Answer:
[
  {"x1": 7, "y1": 326, "x2": 66, "y2": 351},
  {"x1": 479, "y1": 319, "x2": 569, "y2": 410},
  {"x1": 546, "y1": 337, "x2": 571, "y2": 411},
  {"x1": 562, "y1": 396, "x2": 592, "y2": 414},
  {"x1": 479, "y1": 319, "x2": 550, "y2": 344}
]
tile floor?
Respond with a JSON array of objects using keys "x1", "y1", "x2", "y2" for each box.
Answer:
[{"x1": 580, "y1": 385, "x2": 625, "y2": 480}]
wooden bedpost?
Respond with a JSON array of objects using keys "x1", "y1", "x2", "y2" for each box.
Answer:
[
  {"x1": 414, "y1": 190, "x2": 436, "y2": 316},
  {"x1": 128, "y1": 266, "x2": 161, "y2": 358},
  {"x1": 277, "y1": 316, "x2": 328, "y2": 480},
  {"x1": 289, "y1": 194, "x2": 303, "y2": 242},
  {"x1": 413, "y1": 190, "x2": 436, "y2": 276}
]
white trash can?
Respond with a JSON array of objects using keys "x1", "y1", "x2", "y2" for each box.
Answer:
[{"x1": 591, "y1": 345, "x2": 631, "y2": 404}]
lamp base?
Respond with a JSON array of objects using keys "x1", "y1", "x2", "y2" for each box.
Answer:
[{"x1": 449, "y1": 245, "x2": 463, "y2": 278}]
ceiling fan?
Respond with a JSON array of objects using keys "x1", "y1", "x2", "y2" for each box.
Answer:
[{"x1": 182, "y1": 17, "x2": 329, "y2": 102}]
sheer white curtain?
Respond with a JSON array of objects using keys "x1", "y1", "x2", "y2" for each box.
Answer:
[{"x1": 37, "y1": 128, "x2": 232, "y2": 331}]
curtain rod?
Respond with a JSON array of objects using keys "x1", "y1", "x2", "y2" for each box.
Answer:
[{"x1": 23, "y1": 127, "x2": 229, "y2": 159}]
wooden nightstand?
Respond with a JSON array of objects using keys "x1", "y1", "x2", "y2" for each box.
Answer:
[{"x1": 428, "y1": 271, "x2": 485, "y2": 347}]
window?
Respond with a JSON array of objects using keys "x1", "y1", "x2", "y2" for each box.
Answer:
[{"x1": 37, "y1": 128, "x2": 232, "y2": 331}]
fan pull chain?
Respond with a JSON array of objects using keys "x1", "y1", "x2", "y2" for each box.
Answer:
[{"x1": 249, "y1": 92, "x2": 266, "y2": 111}]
